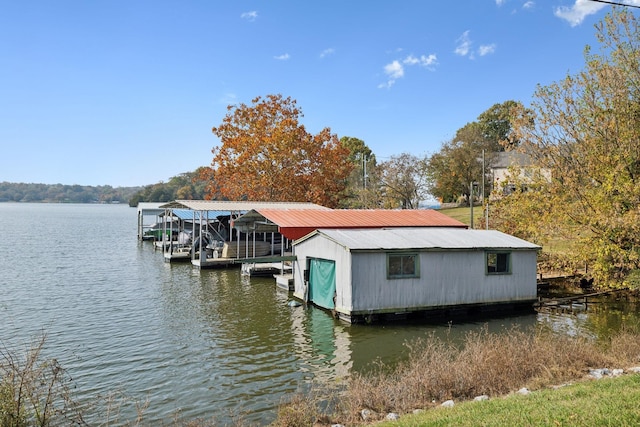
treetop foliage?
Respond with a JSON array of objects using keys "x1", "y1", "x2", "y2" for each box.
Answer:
[
  {"x1": 426, "y1": 101, "x2": 526, "y2": 204},
  {"x1": 201, "y1": 94, "x2": 353, "y2": 208}
]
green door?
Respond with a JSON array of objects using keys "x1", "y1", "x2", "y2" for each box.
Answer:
[{"x1": 308, "y1": 258, "x2": 336, "y2": 310}]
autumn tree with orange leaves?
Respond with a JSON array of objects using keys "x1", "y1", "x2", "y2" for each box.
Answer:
[{"x1": 201, "y1": 94, "x2": 353, "y2": 208}]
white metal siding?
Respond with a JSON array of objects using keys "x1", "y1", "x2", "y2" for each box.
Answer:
[
  {"x1": 350, "y1": 250, "x2": 537, "y2": 312},
  {"x1": 294, "y1": 229, "x2": 539, "y2": 317}
]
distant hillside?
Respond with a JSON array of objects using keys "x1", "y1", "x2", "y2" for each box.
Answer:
[
  {"x1": 0, "y1": 182, "x2": 142, "y2": 203},
  {"x1": 127, "y1": 167, "x2": 210, "y2": 206}
]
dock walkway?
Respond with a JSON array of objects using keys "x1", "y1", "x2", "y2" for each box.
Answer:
[
  {"x1": 535, "y1": 289, "x2": 628, "y2": 311},
  {"x1": 193, "y1": 255, "x2": 296, "y2": 270}
]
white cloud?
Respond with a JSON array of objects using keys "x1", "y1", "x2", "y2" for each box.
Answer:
[
  {"x1": 479, "y1": 44, "x2": 496, "y2": 56},
  {"x1": 274, "y1": 53, "x2": 290, "y2": 60},
  {"x1": 558, "y1": 0, "x2": 640, "y2": 26},
  {"x1": 554, "y1": 0, "x2": 606, "y2": 27},
  {"x1": 455, "y1": 31, "x2": 496, "y2": 59},
  {"x1": 319, "y1": 48, "x2": 335, "y2": 58},
  {"x1": 455, "y1": 30, "x2": 472, "y2": 57},
  {"x1": 495, "y1": 0, "x2": 507, "y2": 5},
  {"x1": 379, "y1": 53, "x2": 438, "y2": 89},
  {"x1": 523, "y1": 1, "x2": 535, "y2": 9},
  {"x1": 403, "y1": 54, "x2": 438, "y2": 69},
  {"x1": 241, "y1": 11, "x2": 258, "y2": 22},
  {"x1": 378, "y1": 60, "x2": 403, "y2": 89},
  {"x1": 385, "y1": 60, "x2": 404, "y2": 79}
]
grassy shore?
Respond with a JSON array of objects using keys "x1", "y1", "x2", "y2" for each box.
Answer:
[
  {"x1": 376, "y1": 374, "x2": 640, "y2": 427},
  {"x1": 272, "y1": 325, "x2": 640, "y2": 426},
  {"x1": 436, "y1": 206, "x2": 482, "y2": 227}
]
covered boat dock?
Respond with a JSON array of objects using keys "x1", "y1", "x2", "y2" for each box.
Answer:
[
  {"x1": 158, "y1": 200, "x2": 330, "y2": 270},
  {"x1": 137, "y1": 202, "x2": 165, "y2": 241}
]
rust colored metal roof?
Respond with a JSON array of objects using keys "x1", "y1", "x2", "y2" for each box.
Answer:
[{"x1": 252, "y1": 209, "x2": 467, "y2": 240}]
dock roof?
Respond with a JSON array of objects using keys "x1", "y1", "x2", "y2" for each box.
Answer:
[
  {"x1": 136, "y1": 202, "x2": 165, "y2": 215},
  {"x1": 165, "y1": 209, "x2": 232, "y2": 221},
  {"x1": 233, "y1": 209, "x2": 467, "y2": 240},
  {"x1": 158, "y1": 200, "x2": 330, "y2": 212},
  {"x1": 295, "y1": 227, "x2": 541, "y2": 251}
]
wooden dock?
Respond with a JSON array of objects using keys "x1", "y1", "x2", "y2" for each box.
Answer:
[
  {"x1": 535, "y1": 289, "x2": 627, "y2": 311},
  {"x1": 192, "y1": 255, "x2": 296, "y2": 270},
  {"x1": 163, "y1": 247, "x2": 193, "y2": 263},
  {"x1": 241, "y1": 262, "x2": 289, "y2": 277}
]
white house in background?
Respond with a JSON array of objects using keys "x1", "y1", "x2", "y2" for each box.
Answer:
[
  {"x1": 490, "y1": 151, "x2": 551, "y2": 196},
  {"x1": 292, "y1": 227, "x2": 541, "y2": 323}
]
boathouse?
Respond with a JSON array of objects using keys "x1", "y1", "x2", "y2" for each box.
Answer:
[{"x1": 291, "y1": 227, "x2": 541, "y2": 323}]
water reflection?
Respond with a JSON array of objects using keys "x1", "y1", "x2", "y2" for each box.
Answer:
[
  {"x1": 537, "y1": 291, "x2": 640, "y2": 339},
  {"x1": 289, "y1": 300, "x2": 352, "y2": 382}
]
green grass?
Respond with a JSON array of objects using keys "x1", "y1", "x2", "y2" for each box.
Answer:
[
  {"x1": 438, "y1": 206, "x2": 484, "y2": 228},
  {"x1": 377, "y1": 374, "x2": 640, "y2": 427}
]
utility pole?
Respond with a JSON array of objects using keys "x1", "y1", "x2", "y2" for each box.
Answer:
[
  {"x1": 362, "y1": 155, "x2": 368, "y2": 208},
  {"x1": 363, "y1": 155, "x2": 368, "y2": 190},
  {"x1": 483, "y1": 149, "x2": 488, "y2": 230},
  {"x1": 469, "y1": 181, "x2": 474, "y2": 229}
]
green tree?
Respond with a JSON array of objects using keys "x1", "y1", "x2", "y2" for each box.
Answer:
[
  {"x1": 477, "y1": 100, "x2": 524, "y2": 151},
  {"x1": 427, "y1": 122, "x2": 495, "y2": 204},
  {"x1": 506, "y1": 7, "x2": 640, "y2": 287},
  {"x1": 427, "y1": 101, "x2": 528, "y2": 204},
  {"x1": 339, "y1": 136, "x2": 379, "y2": 208},
  {"x1": 379, "y1": 153, "x2": 429, "y2": 209}
]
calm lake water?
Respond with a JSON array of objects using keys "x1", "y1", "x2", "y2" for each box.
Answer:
[{"x1": 1, "y1": 203, "x2": 638, "y2": 425}]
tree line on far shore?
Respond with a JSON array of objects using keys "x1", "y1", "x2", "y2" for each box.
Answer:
[{"x1": 0, "y1": 182, "x2": 141, "y2": 204}]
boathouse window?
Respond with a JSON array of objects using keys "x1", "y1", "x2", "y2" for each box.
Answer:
[
  {"x1": 486, "y1": 251, "x2": 511, "y2": 274},
  {"x1": 387, "y1": 253, "x2": 420, "y2": 279}
]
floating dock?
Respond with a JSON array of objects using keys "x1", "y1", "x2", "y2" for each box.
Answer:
[
  {"x1": 193, "y1": 254, "x2": 296, "y2": 271},
  {"x1": 274, "y1": 273, "x2": 294, "y2": 291},
  {"x1": 163, "y1": 246, "x2": 193, "y2": 263}
]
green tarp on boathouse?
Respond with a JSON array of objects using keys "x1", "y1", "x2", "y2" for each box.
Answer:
[{"x1": 308, "y1": 258, "x2": 336, "y2": 310}]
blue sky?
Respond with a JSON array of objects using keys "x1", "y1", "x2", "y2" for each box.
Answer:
[{"x1": 1, "y1": 0, "x2": 636, "y2": 187}]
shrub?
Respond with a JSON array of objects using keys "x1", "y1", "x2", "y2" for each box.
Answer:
[
  {"x1": 274, "y1": 326, "x2": 639, "y2": 426},
  {"x1": 0, "y1": 334, "x2": 86, "y2": 427}
]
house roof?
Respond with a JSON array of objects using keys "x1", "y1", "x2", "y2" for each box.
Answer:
[
  {"x1": 233, "y1": 209, "x2": 467, "y2": 240},
  {"x1": 158, "y1": 200, "x2": 330, "y2": 211},
  {"x1": 295, "y1": 227, "x2": 540, "y2": 251}
]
